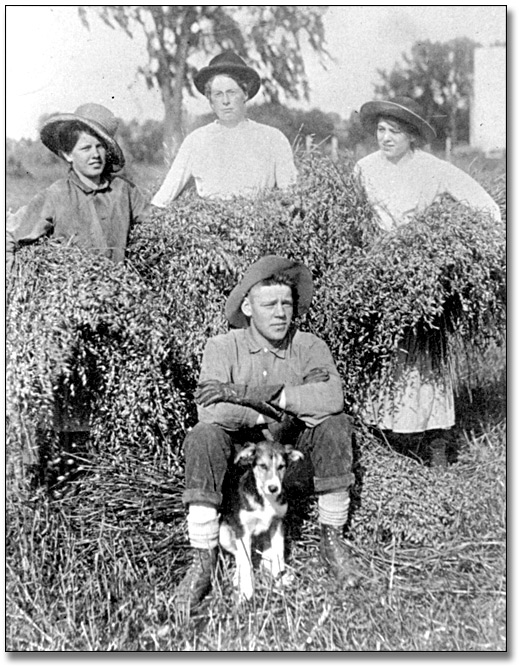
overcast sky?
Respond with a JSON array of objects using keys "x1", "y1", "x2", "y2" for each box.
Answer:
[{"x1": 5, "y1": 4, "x2": 507, "y2": 139}]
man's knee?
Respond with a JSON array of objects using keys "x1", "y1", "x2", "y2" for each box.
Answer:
[
  {"x1": 183, "y1": 422, "x2": 230, "y2": 457},
  {"x1": 183, "y1": 423, "x2": 233, "y2": 507},
  {"x1": 306, "y1": 413, "x2": 355, "y2": 488},
  {"x1": 314, "y1": 413, "x2": 353, "y2": 440},
  {"x1": 184, "y1": 422, "x2": 226, "y2": 440}
]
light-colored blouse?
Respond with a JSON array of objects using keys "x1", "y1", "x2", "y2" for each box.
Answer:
[
  {"x1": 152, "y1": 119, "x2": 297, "y2": 206},
  {"x1": 354, "y1": 149, "x2": 501, "y2": 231},
  {"x1": 355, "y1": 148, "x2": 501, "y2": 433}
]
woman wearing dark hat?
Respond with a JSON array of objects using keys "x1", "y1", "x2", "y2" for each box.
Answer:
[
  {"x1": 355, "y1": 97, "x2": 500, "y2": 231},
  {"x1": 152, "y1": 52, "x2": 297, "y2": 206},
  {"x1": 354, "y1": 97, "x2": 501, "y2": 466},
  {"x1": 6, "y1": 103, "x2": 149, "y2": 271}
]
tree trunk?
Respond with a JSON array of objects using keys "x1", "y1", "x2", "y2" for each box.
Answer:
[
  {"x1": 161, "y1": 14, "x2": 192, "y2": 164},
  {"x1": 162, "y1": 93, "x2": 184, "y2": 165}
]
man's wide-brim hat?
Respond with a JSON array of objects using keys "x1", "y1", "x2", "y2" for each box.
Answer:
[
  {"x1": 359, "y1": 96, "x2": 437, "y2": 144},
  {"x1": 40, "y1": 103, "x2": 125, "y2": 171},
  {"x1": 225, "y1": 255, "x2": 313, "y2": 329},
  {"x1": 194, "y1": 51, "x2": 261, "y2": 100}
]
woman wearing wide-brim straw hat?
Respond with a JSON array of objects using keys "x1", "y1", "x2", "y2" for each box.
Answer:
[
  {"x1": 6, "y1": 102, "x2": 149, "y2": 273},
  {"x1": 353, "y1": 96, "x2": 501, "y2": 467},
  {"x1": 6, "y1": 102, "x2": 151, "y2": 451},
  {"x1": 355, "y1": 96, "x2": 500, "y2": 231}
]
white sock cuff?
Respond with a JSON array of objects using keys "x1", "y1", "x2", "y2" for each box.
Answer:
[
  {"x1": 187, "y1": 504, "x2": 219, "y2": 550},
  {"x1": 318, "y1": 490, "x2": 350, "y2": 527},
  {"x1": 188, "y1": 504, "x2": 218, "y2": 523}
]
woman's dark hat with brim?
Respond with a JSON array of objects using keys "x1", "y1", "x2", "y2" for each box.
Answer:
[
  {"x1": 194, "y1": 51, "x2": 261, "y2": 100},
  {"x1": 359, "y1": 96, "x2": 437, "y2": 144},
  {"x1": 225, "y1": 255, "x2": 313, "y2": 329},
  {"x1": 40, "y1": 103, "x2": 125, "y2": 171}
]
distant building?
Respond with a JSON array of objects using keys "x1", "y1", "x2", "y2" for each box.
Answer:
[{"x1": 470, "y1": 45, "x2": 506, "y2": 156}]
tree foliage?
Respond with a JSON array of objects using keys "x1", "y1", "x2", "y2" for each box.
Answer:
[
  {"x1": 78, "y1": 5, "x2": 330, "y2": 158},
  {"x1": 116, "y1": 118, "x2": 164, "y2": 164},
  {"x1": 373, "y1": 37, "x2": 479, "y2": 147}
]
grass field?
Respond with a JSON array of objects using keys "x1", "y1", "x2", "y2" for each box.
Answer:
[{"x1": 5, "y1": 150, "x2": 506, "y2": 652}]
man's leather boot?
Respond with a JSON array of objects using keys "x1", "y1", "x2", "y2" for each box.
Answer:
[
  {"x1": 319, "y1": 524, "x2": 361, "y2": 587},
  {"x1": 175, "y1": 547, "x2": 217, "y2": 609}
]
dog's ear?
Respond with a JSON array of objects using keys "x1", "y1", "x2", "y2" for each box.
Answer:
[
  {"x1": 284, "y1": 445, "x2": 304, "y2": 463},
  {"x1": 235, "y1": 443, "x2": 257, "y2": 466}
]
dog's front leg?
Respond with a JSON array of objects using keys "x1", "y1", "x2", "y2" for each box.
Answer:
[
  {"x1": 235, "y1": 535, "x2": 254, "y2": 601},
  {"x1": 261, "y1": 521, "x2": 285, "y2": 578}
]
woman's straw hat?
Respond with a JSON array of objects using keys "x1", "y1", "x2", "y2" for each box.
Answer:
[{"x1": 40, "y1": 103, "x2": 125, "y2": 171}]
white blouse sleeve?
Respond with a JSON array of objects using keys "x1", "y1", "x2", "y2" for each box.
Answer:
[
  {"x1": 151, "y1": 136, "x2": 194, "y2": 208},
  {"x1": 439, "y1": 160, "x2": 501, "y2": 222},
  {"x1": 273, "y1": 130, "x2": 298, "y2": 191}
]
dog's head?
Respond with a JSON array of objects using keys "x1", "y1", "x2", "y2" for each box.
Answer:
[{"x1": 235, "y1": 440, "x2": 303, "y2": 497}]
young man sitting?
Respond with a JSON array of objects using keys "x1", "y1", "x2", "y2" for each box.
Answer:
[{"x1": 175, "y1": 255, "x2": 361, "y2": 609}]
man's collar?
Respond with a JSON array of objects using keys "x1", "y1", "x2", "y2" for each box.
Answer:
[{"x1": 244, "y1": 326, "x2": 292, "y2": 359}]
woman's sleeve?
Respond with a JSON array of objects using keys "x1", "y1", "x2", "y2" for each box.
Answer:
[
  {"x1": 151, "y1": 136, "x2": 194, "y2": 208},
  {"x1": 129, "y1": 181, "x2": 151, "y2": 225},
  {"x1": 274, "y1": 130, "x2": 298, "y2": 191},
  {"x1": 6, "y1": 190, "x2": 55, "y2": 272},
  {"x1": 440, "y1": 161, "x2": 502, "y2": 222}
]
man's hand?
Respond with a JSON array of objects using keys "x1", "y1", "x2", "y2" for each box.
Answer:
[
  {"x1": 194, "y1": 380, "x2": 238, "y2": 407},
  {"x1": 303, "y1": 367, "x2": 330, "y2": 384},
  {"x1": 194, "y1": 370, "x2": 329, "y2": 423},
  {"x1": 195, "y1": 381, "x2": 283, "y2": 406},
  {"x1": 194, "y1": 381, "x2": 284, "y2": 421},
  {"x1": 268, "y1": 368, "x2": 330, "y2": 440}
]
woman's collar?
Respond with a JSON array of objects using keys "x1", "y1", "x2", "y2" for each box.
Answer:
[{"x1": 69, "y1": 167, "x2": 111, "y2": 192}]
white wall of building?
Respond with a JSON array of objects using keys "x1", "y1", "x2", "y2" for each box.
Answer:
[{"x1": 470, "y1": 46, "x2": 506, "y2": 155}]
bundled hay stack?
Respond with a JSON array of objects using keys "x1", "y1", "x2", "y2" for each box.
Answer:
[
  {"x1": 320, "y1": 199, "x2": 506, "y2": 406},
  {"x1": 6, "y1": 152, "x2": 505, "y2": 553},
  {"x1": 6, "y1": 243, "x2": 192, "y2": 488}
]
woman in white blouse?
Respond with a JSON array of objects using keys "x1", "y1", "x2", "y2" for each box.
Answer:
[
  {"x1": 152, "y1": 52, "x2": 297, "y2": 206},
  {"x1": 354, "y1": 97, "x2": 501, "y2": 466}
]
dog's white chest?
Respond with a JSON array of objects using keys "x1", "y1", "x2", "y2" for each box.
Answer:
[{"x1": 240, "y1": 497, "x2": 287, "y2": 536}]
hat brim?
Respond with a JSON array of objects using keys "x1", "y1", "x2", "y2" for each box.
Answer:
[
  {"x1": 40, "y1": 114, "x2": 125, "y2": 171},
  {"x1": 360, "y1": 101, "x2": 437, "y2": 143},
  {"x1": 225, "y1": 256, "x2": 313, "y2": 329},
  {"x1": 194, "y1": 64, "x2": 261, "y2": 100}
]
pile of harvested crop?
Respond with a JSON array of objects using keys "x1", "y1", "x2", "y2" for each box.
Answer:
[{"x1": 6, "y1": 153, "x2": 505, "y2": 548}]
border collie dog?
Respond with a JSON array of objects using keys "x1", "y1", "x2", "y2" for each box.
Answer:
[{"x1": 219, "y1": 440, "x2": 303, "y2": 601}]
